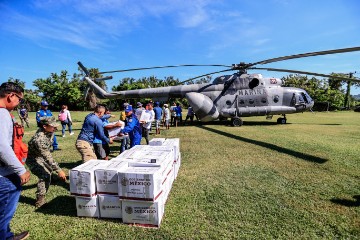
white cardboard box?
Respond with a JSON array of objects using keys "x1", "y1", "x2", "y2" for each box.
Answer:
[
  {"x1": 114, "y1": 151, "x2": 173, "y2": 175},
  {"x1": 149, "y1": 138, "x2": 166, "y2": 146},
  {"x1": 94, "y1": 161, "x2": 128, "y2": 195},
  {"x1": 122, "y1": 197, "x2": 165, "y2": 227},
  {"x1": 76, "y1": 196, "x2": 99, "y2": 218},
  {"x1": 118, "y1": 166, "x2": 172, "y2": 201},
  {"x1": 70, "y1": 160, "x2": 109, "y2": 196},
  {"x1": 118, "y1": 145, "x2": 174, "y2": 160},
  {"x1": 139, "y1": 111, "x2": 152, "y2": 123},
  {"x1": 162, "y1": 138, "x2": 180, "y2": 161},
  {"x1": 98, "y1": 194, "x2": 122, "y2": 219}
]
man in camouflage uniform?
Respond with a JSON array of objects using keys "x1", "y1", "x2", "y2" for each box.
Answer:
[{"x1": 27, "y1": 117, "x2": 66, "y2": 208}]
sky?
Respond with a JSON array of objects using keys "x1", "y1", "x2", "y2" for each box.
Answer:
[{"x1": 1, "y1": 0, "x2": 360, "y2": 95}]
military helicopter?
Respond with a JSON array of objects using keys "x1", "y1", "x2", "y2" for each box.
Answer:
[{"x1": 78, "y1": 46, "x2": 360, "y2": 126}]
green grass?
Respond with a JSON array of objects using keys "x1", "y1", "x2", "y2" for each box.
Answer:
[{"x1": 11, "y1": 111, "x2": 360, "y2": 239}]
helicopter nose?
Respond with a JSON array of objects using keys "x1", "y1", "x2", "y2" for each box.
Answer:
[{"x1": 307, "y1": 100, "x2": 314, "y2": 109}]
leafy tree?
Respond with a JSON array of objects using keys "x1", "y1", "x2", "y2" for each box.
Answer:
[
  {"x1": 33, "y1": 70, "x2": 86, "y2": 110},
  {"x1": 7, "y1": 77, "x2": 25, "y2": 88},
  {"x1": 282, "y1": 74, "x2": 345, "y2": 110}
]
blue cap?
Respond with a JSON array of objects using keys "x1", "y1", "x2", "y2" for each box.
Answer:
[
  {"x1": 125, "y1": 105, "x2": 133, "y2": 113},
  {"x1": 136, "y1": 102, "x2": 142, "y2": 107},
  {"x1": 155, "y1": 101, "x2": 160, "y2": 106},
  {"x1": 41, "y1": 100, "x2": 49, "y2": 106}
]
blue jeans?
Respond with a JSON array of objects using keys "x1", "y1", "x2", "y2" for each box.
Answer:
[
  {"x1": 0, "y1": 174, "x2": 22, "y2": 240},
  {"x1": 53, "y1": 134, "x2": 58, "y2": 150},
  {"x1": 120, "y1": 135, "x2": 130, "y2": 153},
  {"x1": 61, "y1": 121, "x2": 73, "y2": 135}
]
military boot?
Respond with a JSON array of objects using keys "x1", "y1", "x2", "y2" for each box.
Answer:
[{"x1": 35, "y1": 195, "x2": 46, "y2": 208}]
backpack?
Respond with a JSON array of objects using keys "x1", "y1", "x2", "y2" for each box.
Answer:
[
  {"x1": 58, "y1": 111, "x2": 67, "y2": 122},
  {"x1": 10, "y1": 114, "x2": 28, "y2": 165}
]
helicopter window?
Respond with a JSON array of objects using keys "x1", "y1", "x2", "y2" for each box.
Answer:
[
  {"x1": 261, "y1": 98, "x2": 267, "y2": 103},
  {"x1": 249, "y1": 99, "x2": 254, "y2": 104},
  {"x1": 249, "y1": 78, "x2": 259, "y2": 89},
  {"x1": 291, "y1": 94, "x2": 296, "y2": 106},
  {"x1": 226, "y1": 100, "x2": 232, "y2": 106},
  {"x1": 239, "y1": 99, "x2": 245, "y2": 104},
  {"x1": 301, "y1": 92, "x2": 311, "y2": 104},
  {"x1": 273, "y1": 95, "x2": 279, "y2": 103},
  {"x1": 298, "y1": 94, "x2": 304, "y2": 103}
]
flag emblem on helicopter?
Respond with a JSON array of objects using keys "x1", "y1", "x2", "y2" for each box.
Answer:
[{"x1": 270, "y1": 78, "x2": 277, "y2": 84}]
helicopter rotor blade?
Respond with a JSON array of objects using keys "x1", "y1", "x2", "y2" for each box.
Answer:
[
  {"x1": 246, "y1": 46, "x2": 360, "y2": 68},
  {"x1": 94, "y1": 76, "x2": 113, "y2": 82},
  {"x1": 178, "y1": 69, "x2": 234, "y2": 85},
  {"x1": 249, "y1": 67, "x2": 360, "y2": 82},
  {"x1": 99, "y1": 64, "x2": 232, "y2": 74}
]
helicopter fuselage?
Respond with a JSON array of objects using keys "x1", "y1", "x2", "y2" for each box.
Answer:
[{"x1": 83, "y1": 72, "x2": 314, "y2": 124}]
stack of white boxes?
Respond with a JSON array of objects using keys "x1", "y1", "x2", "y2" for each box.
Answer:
[{"x1": 69, "y1": 138, "x2": 181, "y2": 228}]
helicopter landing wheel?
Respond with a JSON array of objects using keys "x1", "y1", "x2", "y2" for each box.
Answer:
[
  {"x1": 277, "y1": 117, "x2": 287, "y2": 124},
  {"x1": 232, "y1": 117, "x2": 243, "y2": 127}
]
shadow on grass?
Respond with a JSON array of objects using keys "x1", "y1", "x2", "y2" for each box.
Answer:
[
  {"x1": 59, "y1": 160, "x2": 83, "y2": 169},
  {"x1": 22, "y1": 183, "x2": 37, "y2": 190},
  {"x1": 178, "y1": 120, "x2": 280, "y2": 127},
  {"x1": 35, "y1": 195, "x2": 77, "y2": 217},
  {"x1": 51, "y1": 178, "x2": 70, "y2": 191},
  {"x1": 19, "y1": 195, "x2": 36, "y2": 206},
  {"x1": 293, "y1": 123, "x2": 342, "y2": 126},
  {"x1": 331, "y1": 195, "x2": 360, "y2": 207},
  {"x1": 197, "y1": 125, "x2": 328, "y2": 164}
]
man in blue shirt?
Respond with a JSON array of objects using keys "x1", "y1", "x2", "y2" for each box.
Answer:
[
  {"x1": 120, "y1": 105, "x2": 142, "y2": 148},
  {"x1": 36, "y1": 101, "x2": 59, "y2": 151},
  {"x1": 93, "y1": 107, "x2": 121, "y2": 160},
  {"x1": 175, "y1": 103, "x2": 183, "y2": 127},
  {"x1": 76, "y1": 105, "x2": 113, "y2": 162},
  {"x1": 153, "y1": 102, "x2": 162, "y2": 135},
  {"x1": 18, "y1": 105, "x2": 29, "y2": 128}
]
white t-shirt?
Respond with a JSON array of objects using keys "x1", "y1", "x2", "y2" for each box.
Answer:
[
  {"x1": 164, "y1": 108, "x2": 171, "y2": 120},
  {"x1": 142, "y1": 110, "x2": 155, "y2": 129}
]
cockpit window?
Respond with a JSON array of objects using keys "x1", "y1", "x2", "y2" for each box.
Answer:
[
  {"x1": 301, "y1": 92, "x2": 311, "y2": 104},
  {"x1": 298, "y1": 94, "x2": 304, "y2": 103}
]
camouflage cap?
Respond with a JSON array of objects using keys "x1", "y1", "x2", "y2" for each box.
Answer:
[{"x1": 39, "y1": 116, "x2": 59, "y2": 127}]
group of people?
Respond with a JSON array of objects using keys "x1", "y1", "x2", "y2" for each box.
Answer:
[{"x1": 0, "y1": 80, "x2": 199, "y2": 239}]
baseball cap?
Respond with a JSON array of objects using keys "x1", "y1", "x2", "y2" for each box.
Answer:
[
  {"x1": 39, "y1": 116, "x2": 59, "y2": 127},
  {"x1": 155, "y1": 101, "x2": 160, "y2": 106},
  {"x1": 136, "y1": 102, "x2": 142, "y2": 107},
  {"x1": 41, "y1": 100, "x2": 49, "y2": 106},
  {"x1": 125, "y1": 105, "x2": 133, "y2": 113}
]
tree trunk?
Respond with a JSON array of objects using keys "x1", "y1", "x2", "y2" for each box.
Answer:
[
  {"x1": 87, "y1": 90, "x2": 98, "y2": 109},
  {"x1": 344, "y1": 81, "x2": 351, "y2": 109}
]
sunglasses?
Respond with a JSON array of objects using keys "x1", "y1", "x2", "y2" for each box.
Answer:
[{"x1": 12, "y1": 93, "x2": 25, "y2": 104}]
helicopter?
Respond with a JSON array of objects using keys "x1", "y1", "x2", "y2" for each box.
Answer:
[{"x1": 78, "y1": 46, "x2": 360, "y2": 126}]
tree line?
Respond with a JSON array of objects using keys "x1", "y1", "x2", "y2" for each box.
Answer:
[{"x1": 7, "y1": 69, "x2": 359, "y2": 112}]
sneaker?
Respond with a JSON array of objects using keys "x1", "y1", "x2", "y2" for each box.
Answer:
[
  {"x1": 70, "y1": 132, "x2": 74, "y2": 136},
  {"x1": 13, "y1": 231, "x2": 29, "y2": 240},
  {"x1": 62, "y1": 134, "x2": 65, "y2": 137}
]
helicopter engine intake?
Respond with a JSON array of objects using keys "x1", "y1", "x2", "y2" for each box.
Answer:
[{"x1": 185, "y1": 92, "x2": 219, "y2": 122}]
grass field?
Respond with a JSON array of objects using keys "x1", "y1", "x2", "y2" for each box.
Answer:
[{"x1": 10, "y1": 111, "x2": 360, "y2": 239}]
